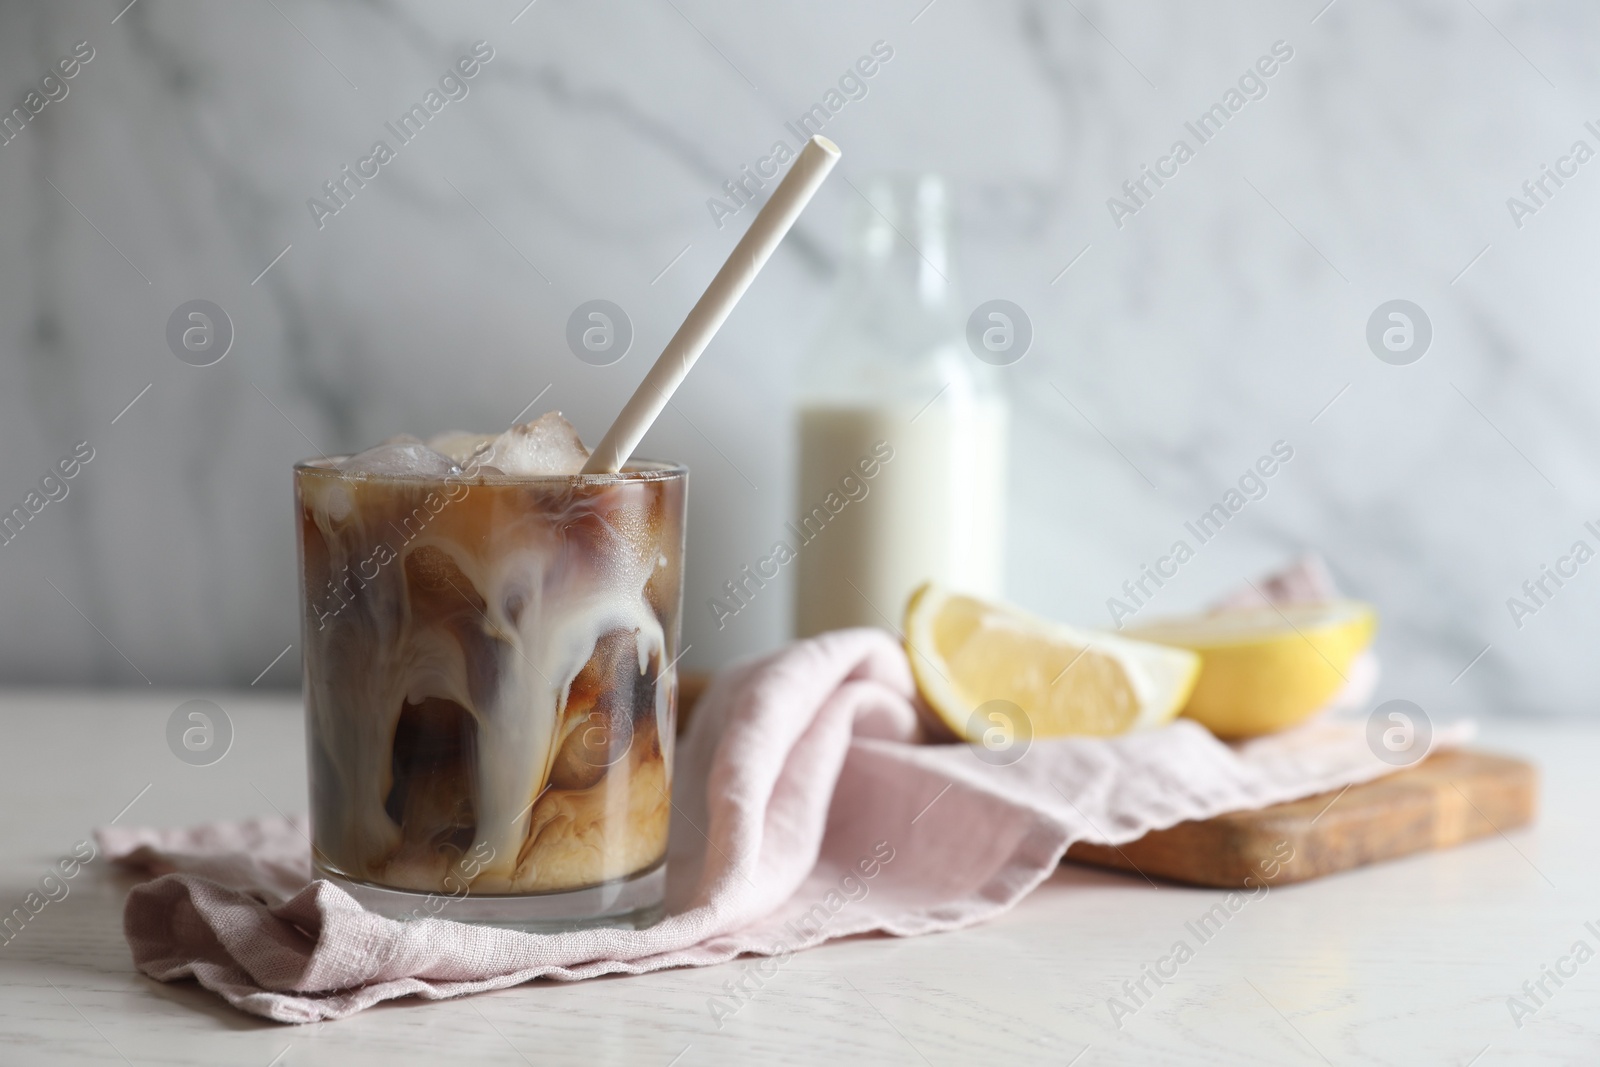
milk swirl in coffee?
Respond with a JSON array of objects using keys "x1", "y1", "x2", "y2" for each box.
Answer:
[{"x1": 295, "y1": 413, "x2": 685, "y2": 896}]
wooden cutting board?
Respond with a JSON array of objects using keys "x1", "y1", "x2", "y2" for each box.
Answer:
[
  {"x1": 676, "y1": 671, "x2": 1538, "y2": 887},
  {"x1": 1065, "y1": 749, "x2": 1538, "y2": 887}
]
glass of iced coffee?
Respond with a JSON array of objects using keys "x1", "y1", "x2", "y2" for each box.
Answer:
[{"x1": 294, "y1": 413, "x2": 686, "y2": 930}]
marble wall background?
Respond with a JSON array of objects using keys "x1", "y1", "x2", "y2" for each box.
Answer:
[{"x1": 2, "y1": 0, "x2": 1598, "y2": 720}]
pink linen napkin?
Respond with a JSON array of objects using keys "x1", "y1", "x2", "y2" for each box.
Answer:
[{"x1": 100, "y1": 560, "x2": 1447, "y2": 1023}]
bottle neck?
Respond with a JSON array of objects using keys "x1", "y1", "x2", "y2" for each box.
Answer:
[
  {"x1": 838, "y1": 174, "x2": 956, "y2": 316},
  {"x1": 802, "y1": 173, "x2": 999, "y2": 408}
]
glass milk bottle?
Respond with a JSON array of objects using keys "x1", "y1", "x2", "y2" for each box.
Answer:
[{"x1": 793, "y1": 174, "x2": 1007, "y2": 637}]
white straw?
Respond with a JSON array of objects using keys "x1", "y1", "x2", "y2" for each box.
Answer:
[{"x1": 581, "y1": 135, "x2": 842, "y2": 474}]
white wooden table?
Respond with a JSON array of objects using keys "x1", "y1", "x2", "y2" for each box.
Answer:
[{"x1": 0, "y1": 690, "x2": 1594, "y2": 1065}]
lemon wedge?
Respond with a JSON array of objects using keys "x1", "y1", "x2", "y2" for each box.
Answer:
[
  {"x1": 902, "y1": 583, "x2": 1202, "y2": 740},
  {"x1": 1126, "y1": 600, "x2": 1377, "y2": 738}
]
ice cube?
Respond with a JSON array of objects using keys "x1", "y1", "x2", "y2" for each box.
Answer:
[
  {"x1": 472, "y1": 412, "x2": 590, "y2": 476},
  {"x1": 427, "y1": 431, "x2": 497, "y2": 465},
  {"x1": 339, "y1": 441, "x2": 460, "y2": 478}
]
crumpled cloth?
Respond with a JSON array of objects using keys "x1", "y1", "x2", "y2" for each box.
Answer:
[{"x1": 100, "y1": 558, "x2": 1451, "y2": 1023}]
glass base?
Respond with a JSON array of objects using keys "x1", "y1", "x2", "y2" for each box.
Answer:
[{"x1": 317, "y1": 862, "x2": 666, "y2": 933}]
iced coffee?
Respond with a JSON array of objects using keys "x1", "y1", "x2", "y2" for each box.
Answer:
[{"x1": 294, "y1": 413, "x2": 686, "y2": 929}]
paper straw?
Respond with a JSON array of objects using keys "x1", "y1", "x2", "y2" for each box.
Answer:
[{"x1": 581, "y1": 135, "x2": 842, "y2": 474}]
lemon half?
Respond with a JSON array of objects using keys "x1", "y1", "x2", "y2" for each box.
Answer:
[
  {"x1": 1126, "y1": 600, "x2": 1376, "y2": 738},
  {"x1": 903, "y1": 583, "x2": 1202, "y2": 740}
]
